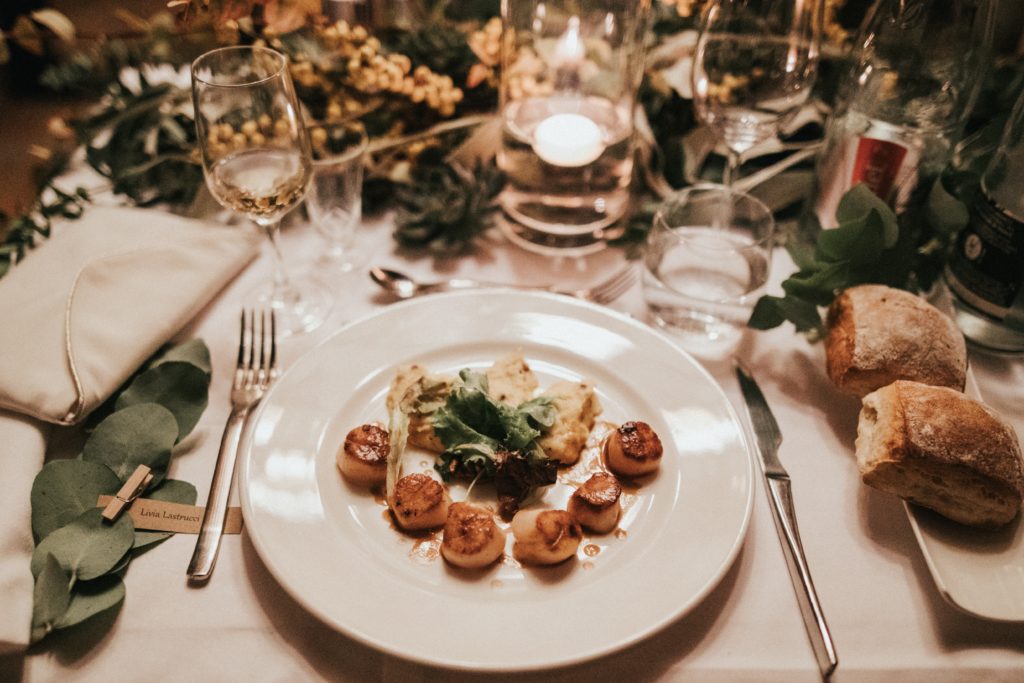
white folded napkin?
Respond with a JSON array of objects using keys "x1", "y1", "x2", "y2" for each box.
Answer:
[{"x1": 0, "y1": 206, "x2": 259, "y2": 650}]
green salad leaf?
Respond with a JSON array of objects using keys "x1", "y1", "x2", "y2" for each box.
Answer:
[{"x1": 431, "y1": 369, "x2": 556, "y2": 517}]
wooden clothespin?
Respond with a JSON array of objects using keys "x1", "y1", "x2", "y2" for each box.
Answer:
[{"x1": 101, "y1": 464, "x2": 154, "y2": 522}]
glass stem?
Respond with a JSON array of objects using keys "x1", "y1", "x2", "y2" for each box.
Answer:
[
  {"x1": 261, "y1": 220, "x2": 298, "y2": 306},
  {"x1": 723, "y1": 149, "x2": 742, "y2": 187}
]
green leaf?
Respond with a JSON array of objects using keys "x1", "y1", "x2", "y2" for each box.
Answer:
[
  {"x1": 31, "y1": 459, "x2": 121, "y2": 542},
  {"x1": 31, "y1": 508, "x2": 134, "y2": 581},
  {"x1": 56, "y1": 574, "x2": 125, "y2": 631},
  {"x1": 747, "y1": 295, "x2": 788, "y2": 330},
  {"x1": 835, "y1": 184, "x2": 898, "y2": 248},
  {"x1": 925, "y1": 179, "x2": 970, "y2": 237},
  {"x1": 747, "y1": 295, "x2": 822, "y2": 333},
  {"x1": 782, "y1": 262, "x2": 850, "y2": 306},
  {"x1": 153, "y1": 339, "x2": 211, "y2": 375},
  {"x1": 816, "y1": 213, "x2": 888, "y2": 266},
  {"x1": 115, "y1": 361, "x2": 210, "y2": 442},
  {"x1": 132, "y1": 479, "x2": 198, "y2": 550},
  {"x1": 517, "y1": 397, "x2": 556, "y2": 430},
  {"x1": 31, "y1": 554, "x2": 71, "y2": 643},
  {"x1": 82, "y1": 403, "x2": 178, "y2": 485}
]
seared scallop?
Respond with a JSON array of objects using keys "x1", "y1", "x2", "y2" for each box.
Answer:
[
  {"x1": 337, "y1": 424, "x2": 389, "y2": 486},
  {"x1": 605, "y1": 421, "x2": 663, "y2": 477},
  {"x1": 568, "y1": 472, "x2": 622, "y2": 534},
  {"x1": 440, "y1": 502, "x2": 506, "y2": 569},
  {"x1": 389, "y1": 473, "x2": 450, "y2": 531},
  {"x1": 511, "y1": 509, "x2": 582, "y2": 565}
]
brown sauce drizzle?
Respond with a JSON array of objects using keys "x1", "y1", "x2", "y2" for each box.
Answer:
[{"x1": 583, "y1": 543, "x2": 601, "y2": 557}]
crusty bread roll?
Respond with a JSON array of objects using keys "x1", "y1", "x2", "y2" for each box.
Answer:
[
  {"x1": 826, "y1": 285, "x2": 967, "y2": 398},
  {"x1": 856, "y1": 380, "x2": 1024, "y2": 527}
]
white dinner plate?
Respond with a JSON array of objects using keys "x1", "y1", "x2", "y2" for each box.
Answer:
[{"x1": 239, "y1": 290, "x2": 754, "y2": 670}]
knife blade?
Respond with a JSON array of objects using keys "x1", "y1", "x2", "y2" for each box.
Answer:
[{"x1": 734, "y1": 358, "x2": 839, "y2": 681}]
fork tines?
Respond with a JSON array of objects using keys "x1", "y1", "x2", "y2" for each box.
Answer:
[
  {"x1": 236, "y1": 309, "x2": 277, "y2": 387},
  {"x1": 589, "y1": 265, "x2": 636, "y2": 305}
]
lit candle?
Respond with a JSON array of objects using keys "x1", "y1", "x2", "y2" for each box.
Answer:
[{"x1": 532, "y1": 113, "x2": 605, "y2": 167}]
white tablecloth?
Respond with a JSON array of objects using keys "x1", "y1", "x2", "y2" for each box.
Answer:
[{"x1": 5, "y1": 214, "x2": 1024, "y2": 683}]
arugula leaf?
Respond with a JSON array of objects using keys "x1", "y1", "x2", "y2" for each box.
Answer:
[{"x1": 430, "y1": 368, "x2": 557, "y2": 515}]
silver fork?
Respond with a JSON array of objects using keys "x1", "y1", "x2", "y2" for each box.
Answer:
[
  {"x1": 188, "y1": 309, "x2": 277, "y2": 582},
  {"x1": 369, "y1": 264, "x2": 637, "y2": 305}
]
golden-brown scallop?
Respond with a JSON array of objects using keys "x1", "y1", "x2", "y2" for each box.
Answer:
[
  {"x1": 568, "y1": 472, "x2": 622, "y2": 534},
  {"x1": 511, "y1": 509, "x2": 582, "y2": 565},
  {"x1": 337, "y1": 424, "x2": 389, "y2": 486},
  {"x1": 390, "y1": 473, "x2": 450, "y2": 531},
  {"x1": 605, "y1": 421, "x2": 663, "y2": 477},
  {"x1": 440, "y1": 502, "x2": 506, "y2": 569}
]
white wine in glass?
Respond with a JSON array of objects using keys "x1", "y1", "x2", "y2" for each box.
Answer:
[
  {"x1": 191, "y1": 45, "x2": 331, "y2": 336},
  {"x1": 692, "y1": 0, "x2": 823, "y2": 185}
]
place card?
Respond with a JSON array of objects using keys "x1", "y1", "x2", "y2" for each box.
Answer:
[{"x1": 96, "y1": 496, "x2": 243, "y2": 534}]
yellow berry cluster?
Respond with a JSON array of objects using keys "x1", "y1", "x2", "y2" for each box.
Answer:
[
  {"x1": 299, "y1": 20, "x2": 464, "y2": 117},
  {"x1": 203, "y1": 115, "x2": 292, "y2": 158},
  {"x1": 659, "y1": 0, "x2": 705, "y2": 19},
  {"x1": 504, "y1": 48, "x2": 554, "y2": 101},
  {"x1": 705, "y1": 73, "x2": 751, "y2": 105},
  {"x1": 466, "y1": 17, "x2": 502, "y2": 89}
]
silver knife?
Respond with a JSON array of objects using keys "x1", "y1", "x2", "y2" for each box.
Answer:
[{"x1": 734, "y1": 359, "x2": 839, "y2": 681}]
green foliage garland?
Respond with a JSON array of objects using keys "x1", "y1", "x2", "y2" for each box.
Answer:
[{"x1": 28, "y1": 339, "x2": 211, "y2": 643}]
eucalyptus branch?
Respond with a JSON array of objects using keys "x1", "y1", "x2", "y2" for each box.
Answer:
[{"x1": 366, "y1": 114, "x2": 492, "y2": 155}]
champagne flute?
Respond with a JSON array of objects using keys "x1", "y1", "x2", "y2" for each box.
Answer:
[
  {"x1": 191, "y1": 45, "x2": 331, "y2": 336},
  {"x1": 692, "y1": 0, "x2": 823, "y2": 185}
]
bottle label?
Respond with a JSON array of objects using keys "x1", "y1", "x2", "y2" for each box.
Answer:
[
  {"x1": 851, "y1": 137, "x2": 908, "y2": 202},
  {"x1": 947, "y1": 194, "x2": 1024, "y2": 320},
  {"x1": 814, "y1": 125, "x2": 917, "y2": 229}
]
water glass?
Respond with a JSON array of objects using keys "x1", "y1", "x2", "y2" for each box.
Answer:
[
  {"x1": 643, "y1": 185, "x2": 774, "y2": 355},
  {"x1": 306, "y1": 123, "x2": 368, "y2": 272}
]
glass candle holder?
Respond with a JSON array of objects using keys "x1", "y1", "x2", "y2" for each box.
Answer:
[{"x1": 498, "y1": 0, "x2": 651, "y2": 255}]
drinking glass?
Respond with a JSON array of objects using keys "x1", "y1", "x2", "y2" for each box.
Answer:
[
  {"x1": 692, "y1": 0, "x2": 823, "y2": 185},
  {"x1": 306, "y1": 123, "x2": 368, "y2": 273},
  {"x1": 191, "y1": 45, "x2": 331, "y2": 336},
  {"x1": 643, "y1": 184, "x2": 774, "y2": 356}
]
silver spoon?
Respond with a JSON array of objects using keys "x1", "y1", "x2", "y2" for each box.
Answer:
[
  {"x1": 369, "y1": 266, "x2": 637, "y2": 304},
  {"x1": 370, "y1": 267, "x2": 490, "y2": 299}
]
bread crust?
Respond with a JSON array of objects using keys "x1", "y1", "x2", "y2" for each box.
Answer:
[
  {"x1": 826, "y1": 285, "x2": 967, "y2": 398},
  {"x1": 856, "y1": 381, "x2": 1024, "y2": 527}
]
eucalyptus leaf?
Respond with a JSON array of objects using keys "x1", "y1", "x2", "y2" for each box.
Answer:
[
  {"x1": 153, "y1": 339, "x2": 211, "y2": 375},
  {"x1": 115, "y1": 361, "x2": 209, "y2": 442},
  {"x1": 31, "y1": 459, "x2": 121, "y2": 542},
  {"x1": 31, "y1": 508, "x2": 134, "y2": 581},
  {"x1": 30, "y1": 554, "x2": 71, "y2": 643},
  {"x1": 56, "y1": 574, "x2": 125, "y2": 631},
  {"x1": 82, "y1": 403, "x2": 178, "y2": 485},
  {"x1": 133, "y1": 479, "x2": 198, "y2": 550}
]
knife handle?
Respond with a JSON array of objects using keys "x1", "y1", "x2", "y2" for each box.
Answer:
[{"x1": 765, "y1": 476, "x2": 839, "y2": 681}]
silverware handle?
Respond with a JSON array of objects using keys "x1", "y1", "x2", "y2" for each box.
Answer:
[
  {"x1": 765, "y1": 476, "x2": 839, "y2": 681},
  {"x1": 187, "y1": 406, "x2": 248, "y2": 581}
]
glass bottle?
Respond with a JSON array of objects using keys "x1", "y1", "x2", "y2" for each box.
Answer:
[
  {"x1": 946, "y1": 89, "x2": 1024, "y2": 353},
  {"x1": 810, "y1": 0, "x2": 994, "y2": 229}
]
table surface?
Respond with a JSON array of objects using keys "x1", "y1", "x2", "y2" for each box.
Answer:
[{"x1": 6, "y1": 212, "x2": 1024, "y2": 683}]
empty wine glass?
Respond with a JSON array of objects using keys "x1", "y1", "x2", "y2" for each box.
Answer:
[
  {"x1": 191, "y1": 45, "x2": 331, "y2": 336},
  {"x1": 306, "y1": 123, "x2": 369, "y2": 273},
  {"x1": 692, "y1": 0, "x2": 823, "y2": 185}
]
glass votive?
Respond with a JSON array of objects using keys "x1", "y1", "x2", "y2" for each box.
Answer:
[
  {"x1": 498, "y1": 0, "x2": 652, "y2": 255},
  {"x1": 643, "y1": 184, "x2": 774, "y2": 356}
]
